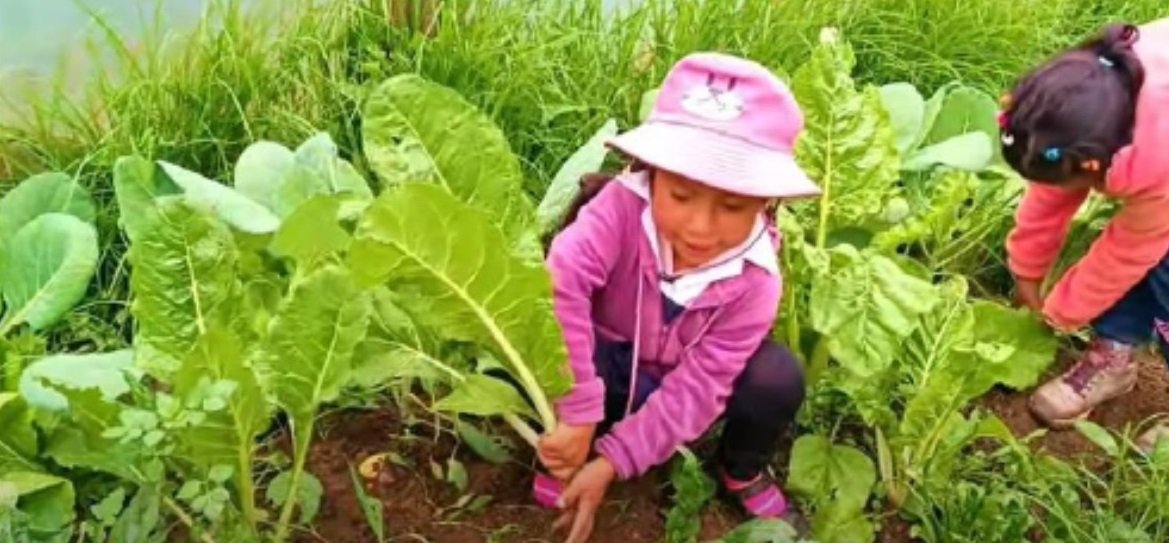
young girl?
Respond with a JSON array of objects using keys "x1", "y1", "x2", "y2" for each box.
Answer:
[
  {"x1": 999, "y1": 20, "x2": 1169, "y2": 452},
  {"x1": 534, "y1": 52, "x2": 819, "y2": 542}
]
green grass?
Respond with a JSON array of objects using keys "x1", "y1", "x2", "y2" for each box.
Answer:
[{"x1": 0, "y1": 0, "x2": 1166, "y2": 351}]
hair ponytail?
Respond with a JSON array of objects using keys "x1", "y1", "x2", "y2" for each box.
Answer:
[
  {"x1": 1084, "y1": 23, "x2": 1144, "y2": 96},
  {"x1": 1000, "y1": 22, "x2": 1145, "y2": 185}
]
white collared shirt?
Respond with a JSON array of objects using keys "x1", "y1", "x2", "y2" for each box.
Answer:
[{"x1": 617, "y1": 171, "x2": 779, "y2": 306}]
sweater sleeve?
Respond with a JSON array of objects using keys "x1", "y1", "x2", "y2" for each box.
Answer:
[
  {"x1": 1043, "y1": 191, "x2": 1169, "y2": 330},
  {"x1": 545, "y1": 182, "x2": 628, "y2": 426},
  {"x1": 1005, "y1": 183, "x2": 1088, "y2": 281},
  {"x1": 593, "y1": 277, "x2": 780, "y2": 479}
]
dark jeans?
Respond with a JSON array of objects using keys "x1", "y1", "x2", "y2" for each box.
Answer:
[
  {"x1": 1093, "y1": 254, "x2": 1169, "y2": 363},
  {"x1": 593, "y1": 338, "x2": 805, "y2": 480}
]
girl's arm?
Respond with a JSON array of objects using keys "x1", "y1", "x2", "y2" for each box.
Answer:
[
  {"x1": 593, "y1": 277, "x2": 780, "y2": 480},
  {"x1": 1005, "y1": 183, "x2": 1089, "y2": 281},
  {"x1": 546, "y1": 182, "x2": 629, "y2": 426},
  {"x1": 1044, "y1": 191, "x2": 1169, "y2": 329}
]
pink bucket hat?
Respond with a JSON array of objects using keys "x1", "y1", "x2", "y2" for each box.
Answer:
[{"x1": 609, "y1": 52, "x2": 821, "y2": 199}]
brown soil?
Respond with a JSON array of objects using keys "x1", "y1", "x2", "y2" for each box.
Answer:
[
  {"x1": 279, "y1": 351, "x2": 1168, "y2": 543},
  {"x1": 284, "y1": 408, "x2": 743, "y2": 543},
  {"x1": 982, "y1": 349, "x2": 1169, "y2": 459}
]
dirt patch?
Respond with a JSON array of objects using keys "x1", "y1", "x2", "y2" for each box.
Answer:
[
  {"x1": 279, "y1": 349, "x2": 1169, "y2": 543},
  {"x1": 283, "y1": 408, "x2": 744, "y2": 543},
  {"x1": 983, "y1": 349, "x2": 1169, "y2": 458}
]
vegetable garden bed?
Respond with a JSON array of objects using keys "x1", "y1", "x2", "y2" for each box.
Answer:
[{"x1": 1, "y1": 19, "x2": 1168, "y2": 543}]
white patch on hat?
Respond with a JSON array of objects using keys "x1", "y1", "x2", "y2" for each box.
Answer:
[{"x1": 680, "y1": 74, "x2": 744, "y2": 122}]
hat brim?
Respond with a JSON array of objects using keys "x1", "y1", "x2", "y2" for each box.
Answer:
[{"x1": 607, "y1": 121, "x2": 821, "y2": 200}]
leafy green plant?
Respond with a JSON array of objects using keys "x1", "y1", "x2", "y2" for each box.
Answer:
[
  {"x1": 879, "y1": 82, "x2": 1000, "y2": 173},
  {"x1": 0, "y1": 173, "x2": 100, "y2": 389},
  {"x1": 706, "y1": 519, "x2": 805, "y2": 543},
  {"x1": 664, "y1": 447, "x2": 716, "y2": 543},
  {"x1": 778, "y1": 28, "x2": 1059, "y2": 543},
  {"x1": 348, "y1": 463, "x2": 386, "y2": 543}
]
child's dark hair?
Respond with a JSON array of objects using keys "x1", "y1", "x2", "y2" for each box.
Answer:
[{"x1": 1000, "y1": 23, "x2": 1144, "y2": 184}]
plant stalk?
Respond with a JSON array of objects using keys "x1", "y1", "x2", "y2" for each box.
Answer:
[
  {"x1": 806, "y1": 335, "x2": 832, "y2": 387},
  {"x1": 237, "y1": 447, "x2": 260, "y2": 538},
  {"x1": 163, "y1": 496, "x2": 217, "y2": 543},
  {"x1": 273, "y1": 415, "x2": 314, "y2": 543}
]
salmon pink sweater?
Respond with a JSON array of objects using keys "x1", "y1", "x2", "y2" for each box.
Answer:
[{"x1": 1007, "y1": 18, "x2": 1169, "y2": 331}]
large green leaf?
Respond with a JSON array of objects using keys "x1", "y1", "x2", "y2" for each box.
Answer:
[
  {"x1": 969, "y1": 301, "x2": 1057, "y2": 390},
  {"x1": 361, "y1": 75, "x2": 535, "y2": 248},
  {"x1": 903, "y1": 132, "x2": 994, "y2": 172},
  {"x1": 0, "y1": 214, "x2": 99, "y2": 332},
  {"x1": 350, "y1": 289, "x2": 464, "y2": 388},
  {"x1": 536, "y1": 119, "x2": 618, "y2": 235},
  {"x1": 922, "y1": 86, "x2": 999, "y2": 147},
  {"x1": 19, "y1": 350, "x2": 134, "y2": 411},
  {"x1": 0, "y1": 394, "x2": 41, "y2": 473},
  {"x1": 112, "y1": 156, "x2": 182, "y2": 244},
  {"x1": 878, "y1": 83, "x2": 925, "y2": 155},
  {"x1": 158, "y1": 161, "x2": 280, "y2": 234},
  {"x1": 233, "y1": 141, "x2": 297, "y2": 215},
  {"x1": 234, "y1": 133, "x2": 371, "y2": 219},
  {"x1": 810, "y1": 246, "x2": 939, "y2": 376},
  {"x1": 793, "y1": 31, "x2": 900, "y2": 236},
  {"x1": 293, "y1": 133, "x2": 372, "y2": 199},
  {"x1": 433, "y1": 375, "x2": 536, "y2": 420},
  {"x1": 787, "y1": 435, "x2": 875, "y2": 512},
  {"x1": 0, "y1": 172, "x2": 96, "y2": 247},
  {"x1": 0, "y1": 472, "x2": 73, "y2": 535},
  {"x1": 898, "y1": 279, "x2": 977, "y2": 441},
  {"x1": 810, "y1": 500, "x2": 875, "y2": 543},
  {"x1": 42, "y1": 388, "x2": 150, "y2": 483},
  {"x1": 349, "y1": 183, "x2": 570, "y2": 427},
  {"x1": 128, "y1": 199, "x2": 237, "y2": 378},
  {"x1": 262, "y1": 265, "x2": 370, "y2": 421},
  {"x1": 269, "y1": 195, "x2": 354, "y2": 266},
  {"x1": 173, "y1": 328, "x2": 269, "y2": 477},
  {"x1": 109, "y1": 485, "x2": 165, "y2": 543},
  {"x1": 708, "y1": 519, "x2": 798, "y2": 543}
]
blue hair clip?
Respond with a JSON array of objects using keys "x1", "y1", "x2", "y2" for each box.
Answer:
[{"x1": 1043, "y1": 147, "x2": 1062, "y2": 162}]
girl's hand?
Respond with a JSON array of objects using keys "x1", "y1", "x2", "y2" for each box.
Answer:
[
  {"x1": 538, "y1": 423, "x2": 596, "y2": 480},
  {"x1": 1015, "y1": 277, "x2": 1044, "y2": 312},
  {"x1": 554, "y1": 457, "x2": 616, "y2": 543}
]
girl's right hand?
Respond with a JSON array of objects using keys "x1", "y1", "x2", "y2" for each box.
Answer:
[
  {"x1": 1015, "y1": 277, "x2": 1044, "y2": 312},
  {"x1": 538, "y1": 423, "x2": 596, "y2": 480}
]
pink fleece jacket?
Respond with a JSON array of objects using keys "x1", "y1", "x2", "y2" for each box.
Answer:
[
  {"x1": 1006, "y1": 18, "x2": 1169, "y2": 330},
  {"x1": 545, "y1": 179, "x2": 781, "y2": 480}
]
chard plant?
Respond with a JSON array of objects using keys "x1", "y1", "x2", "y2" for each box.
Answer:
[
  {"x1": 0, "y1": 66, "x2": 614, "y2": 540},
  {"x1": 777, "y1": 29, "x2": 1059, "y2": 543}
]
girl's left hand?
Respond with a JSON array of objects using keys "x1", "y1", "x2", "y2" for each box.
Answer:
[{"x1": 554, "y1": 456, "x2": 616, "y2": 543}]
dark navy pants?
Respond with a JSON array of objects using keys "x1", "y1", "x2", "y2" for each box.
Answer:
[
  {"x1": 1093, "y1": 255, "x2": 1169, "y2": 362},
  {"x1": 593, "y1": 338, "x2": 805, "y2": 480}
]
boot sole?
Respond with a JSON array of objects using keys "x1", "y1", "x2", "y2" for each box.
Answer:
[{"x1": 1029, "y1": 381, "x2": 1137, "y2": 430}]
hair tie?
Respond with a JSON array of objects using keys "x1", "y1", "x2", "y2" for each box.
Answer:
[
  {"x1": 997, "y1": 110, "x2": 1010, "y2": 129},
  {"x1": 1120, "y1": 25, "x2": 1139, "y2": 45},
  {"x1": 1081, "y1": 159, "x2": 1102, "y2": 172},
  {"x1": 1043, "y1": 147, "x2": 1062, "y2": 162}
]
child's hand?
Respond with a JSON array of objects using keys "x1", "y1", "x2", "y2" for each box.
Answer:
[
  {"x1": 554, "y1": 457, "x2": 616, "y2": 543},
  {"x1": 539, "y1": 423, "x2": 596, "y2": 480},
  {"x1": 1015, "y1": 277, "x2": 1044, "y2": 312}
]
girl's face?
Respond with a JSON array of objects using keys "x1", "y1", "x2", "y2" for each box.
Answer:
[{"x1": 649, "y1": 169, "x2": 769, "y2": 271}]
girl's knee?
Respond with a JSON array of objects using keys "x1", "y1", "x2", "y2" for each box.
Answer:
[{"x1": 736, "y1": 341, "x2": 806, "y2": 411}]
